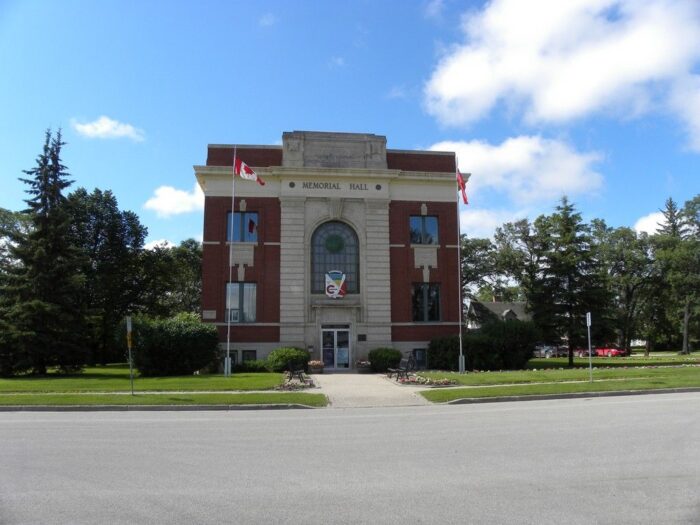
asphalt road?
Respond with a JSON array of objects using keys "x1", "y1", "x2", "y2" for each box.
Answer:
[{"x1": 1, "y1": 393, "x2": 699, "y2": 524}]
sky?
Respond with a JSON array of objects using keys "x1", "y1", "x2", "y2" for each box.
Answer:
[{"x1": 1, "y1": 0, "x2": 699, "y2": 246}]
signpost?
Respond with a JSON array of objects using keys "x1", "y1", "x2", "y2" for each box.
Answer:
[
  {"x1": 586, "y1": 312, "x2": 593, "y2": 383},
  {"x1": 126, "y1": 316, "x2": 134, "y2": 396}
]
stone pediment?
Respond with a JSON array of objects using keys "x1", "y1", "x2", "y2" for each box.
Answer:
[{"x1": 282, "y1": 131, "x2": 387, "y2": 170}]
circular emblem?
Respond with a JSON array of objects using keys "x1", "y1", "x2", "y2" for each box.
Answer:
[
  {"x1": 289, "y1": 182, "x2": 296, "y2": 188},
  {"x1": 325, "y1": 234, "x2": 345, "y2": 253}
]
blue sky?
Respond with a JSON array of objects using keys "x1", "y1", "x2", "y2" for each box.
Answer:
[{"x1": 1, "y1": 0, "x2": 699, "y2": 245}]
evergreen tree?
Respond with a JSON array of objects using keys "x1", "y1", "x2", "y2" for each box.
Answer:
[
  {"x1": 67, "y1": 188, "x2": 147, "y2": 364},
  {"x1": 532, "y1": 198, "x2": 613, "y2": 366},
  {"x1": 0, "y1": 130, "x2": 86, "y2": 374},
  {"x1": 658, "y1": 197, "x2": 688, "y2": 238}
]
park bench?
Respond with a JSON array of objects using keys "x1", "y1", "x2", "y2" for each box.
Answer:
[
  {"x1": 388, "y1": 357, "x2": 413, "y2": 380},
  {"x1": 287, "y1": 361, "x2": 306, "y2": 383}
]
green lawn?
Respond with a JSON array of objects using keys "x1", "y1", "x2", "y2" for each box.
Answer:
[
  {"x1": 421, "y1": 363, "x2": 700, "y2": 387},
  {"x1": 528, "y1": 352, "x2": 700, "y2": 369},
  {"x1": 0, "y1": 365, "x2": 284, "y2": 393},
  {"x1": 0, "y1": 392, "x2": 328, "y2": 407},
  {"x1": 420, "y1": 365, "x2": 700, "y2": 403}
]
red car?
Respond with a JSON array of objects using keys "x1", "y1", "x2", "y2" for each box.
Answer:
[{"x1": 595, "y1": 346, "x2": 627, "y2": 357}]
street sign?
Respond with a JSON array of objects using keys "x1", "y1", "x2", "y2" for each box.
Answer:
[{"x1": 586, "y1": 312, "x2": 591, "y2": 327}]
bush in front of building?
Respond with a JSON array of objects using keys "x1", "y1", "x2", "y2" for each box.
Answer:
[
  {"x1": 233, "y1": 359, "x2": 269, "y2": 372},
  {"x1": 266, "y1": 347, "x2": 310, "y2": 372},
  {"x1": 368, "y1": 348, "x2": 402, "y2": 372},
  {"x1": 428, "y1": 320, "x2": 538, "y2": 371},
  {"x1": 132, "y1": 313, "x2": 219, "y2": 376},
  {"x1": 479, "y1": 319, "x2": 538, "y2": 370}
]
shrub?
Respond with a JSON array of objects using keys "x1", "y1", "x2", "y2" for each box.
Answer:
[
  {"x1": 427, "y1": 336, "x2": 460, "y2": 371},
  {"x1": 368, "y1": 347, "x2": 402, "y2": 372},
  {"x1": 480, "y1": 320, "x2": 538, "y2": 370},
  {"x1": 132, "y1": 313, "x2": 219, "y2": 376},
  {"x1": 266, "y1": 347, "x2": 309, "y2": 372},
  {"x1": 233, "y1": 359, "x2": 269, "y2": 372},
  {"x1": 427, "y1": 320, "x2": 539, "y2": 371}
]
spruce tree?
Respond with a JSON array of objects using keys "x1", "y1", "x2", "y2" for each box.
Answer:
[
  {"x1": 532, "y1": 198, "x2": 613, "y2": 366},
  {"x1": 0, "y1": 130, "x2": 86, "y2": 374}
]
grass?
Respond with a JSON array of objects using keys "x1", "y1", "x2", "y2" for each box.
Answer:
[
  {"x1": 420, "y1": 365, "x2": 700, "y2": 403},
  {"x1": 0, "y1": 392, "x2": 328, "y2": 407},
  {"x1": 421, "y1": 363, "x2": 700, "y2": 387},
  {"x1": 527, "y1": 352, "x2": 700, "y2": 370},
  {"x1": 0, "y1": 365, "x2": 284, "y2": 393}
]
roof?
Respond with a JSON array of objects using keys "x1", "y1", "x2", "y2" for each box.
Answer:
[
  {"x1": 205, "y1": 132, "x2": 456, "y2": 173},
  {"x1": 469, "y1": 301, "x2": 531, "y2": 323}
]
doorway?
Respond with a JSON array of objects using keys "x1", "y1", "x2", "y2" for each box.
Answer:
[{"x1": 321, "y1": 326, "x2": 350, "y2": 369}]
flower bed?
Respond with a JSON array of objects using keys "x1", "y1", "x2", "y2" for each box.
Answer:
[{"x1": 395, "y1": 374, "x2": 456, "y2": 387}]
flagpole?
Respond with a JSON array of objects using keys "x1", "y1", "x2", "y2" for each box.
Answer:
[
  {"x1": 456, "y1": 156, "x2": 465, "y2": 374},
  {"x1": 225, "y1": 146, "x2": 237, "y2": 377}
]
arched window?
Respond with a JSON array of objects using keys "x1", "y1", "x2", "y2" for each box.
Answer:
[{"x1": 311, "y1": 221, "x2": 359, "y2": 294}]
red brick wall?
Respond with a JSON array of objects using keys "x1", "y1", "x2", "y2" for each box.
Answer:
[
  {"x1": 389, "y1": 201, "x2": 460, "y2": 341},
  {"x1": 206, "y1": 147, "x2": 282, "y2": 168},
  {"x1": 202, "y1": 196, "x2": 281, "y2": 343},
  {"x1": 386, "y1": 151, "x2": 455, "y2": 173}
]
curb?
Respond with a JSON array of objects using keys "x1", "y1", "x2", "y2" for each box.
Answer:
[
  {"x1": 0, "y1": 403, "x2": 318, "y2": 412},
  {"x1": 444, "y1": 387, "x2": 700, "y2": 405}
]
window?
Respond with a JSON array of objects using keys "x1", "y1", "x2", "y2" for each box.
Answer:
[
  {"x1": 311, "y1": 221, "x2": 359, "y2": 294},
  {"x1": 409, "y1": 216, "x2": 438, "y2": 244},
  {"x1": 226, "y1": 212, "x2": 259, "y2": 242},
  {"x1": 225, "y1": 283, "x2": 257, "y2": 322},
  {"x1": 412, "y1": 349, "x2": 427, "y2": 369},
  {"x1": 412, "y1": 284, "x2": 440, "y2": 322},
  {"x1": 242, "y1": 350, "x2": 257, "y2": 362}
]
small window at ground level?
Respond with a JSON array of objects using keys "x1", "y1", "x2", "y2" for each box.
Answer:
[
  {"x1": 242, "y1": 350, "x2": 257, "y2": 362},
  {"x1": 412, "y1": 284, "x2": 440, "y2": 322},
  {"x1": 226, "y1": 212, "x2": 259, "y2": 242},
  {"x1": 226, "y1": 283, "x2": 257, "y2": 322},
  {"x1": 410, "y1": 216, "x2": 438, "y2": 244}
]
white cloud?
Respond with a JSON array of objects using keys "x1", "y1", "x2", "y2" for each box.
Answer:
[
  {"x1": 425, "y1": 0, "x2": 700, "y2": 134},
  {"x1": 460, "y1": 207, "x2": 530, "y2": 239},
  {"x1": 387, "y1": 85, "x2": 408, "y2": 100},
  {"x1": 634, "y1": 211, "x2": 666, "y2": 234},
  {"x1": 72, "y1": 116, "x2": 145, "y2": 141},
  {"x1": 329, "y1": 56, "x2": 345, "y2": 68},
  {"x1": 259, "y1": 13, "x2": 276, "y2": 27},
  {"x1": 143, "y1": 183, "x2": 204, "y2": 217},
  {"x1": 669, "y1": 74, "x2": 700, "y2": 151},
  {"x1": 424, "y1": 0, "x2": 445, "y2": 19},
  {"x1": 431, "y1": 136, "x2": 603, "y2": 205},
  {"x1": 144, "y1": 239, "x2": 176, "y2": 250}
]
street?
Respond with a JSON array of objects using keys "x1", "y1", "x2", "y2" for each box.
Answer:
[{"x1": 1, "y1": 393, "x2": 699, "y2": 524}]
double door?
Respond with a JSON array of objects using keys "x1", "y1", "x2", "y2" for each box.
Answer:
[{"x1": 322, "y1": 327, "x2": 350, "y2": 369}]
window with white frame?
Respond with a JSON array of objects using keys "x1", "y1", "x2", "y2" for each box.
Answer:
[
  {"x1": 226, "y1": 211, "x2": 259, "y2": 242},
  {"x1": 226, "y1": 283, "x2": 257, "y2": 322}
]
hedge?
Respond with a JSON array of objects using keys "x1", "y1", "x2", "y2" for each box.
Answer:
[
  {"x1": 266, "y1": 347, "x2": 309, "y2": 372},
  {"x1": 368, "y1": 347, "x2": 402, "y2": 372},
  {"x1": 131, "y1": 313, "x2": 219, "y2": 376},
  {"x1": 428, "y1": 320, "x2": 539, "y2": 371}
]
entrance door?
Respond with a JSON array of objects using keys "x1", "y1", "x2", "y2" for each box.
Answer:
[{"x1": 321, "y1": 327, "x2": 350, "y2": 369}]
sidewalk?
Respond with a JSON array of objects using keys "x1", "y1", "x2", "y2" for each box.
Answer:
[{"x1": 311, "y1": 372, "x2": 429, "y2": 408}]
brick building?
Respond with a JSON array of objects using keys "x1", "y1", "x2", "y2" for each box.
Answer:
[{"x1": 195, "y1": 131, "x2": 461, "y2": 370}]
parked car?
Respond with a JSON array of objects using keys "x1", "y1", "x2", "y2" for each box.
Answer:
[
  {"x1": 575, "y1": 348, "x2": 596, "y2": 358},
  {"x1": 595, "y1": 345, "x2": 627, "y2": 357},
  {"x1": 534, "y1": 344, "x2": 568, "y2": 358}
]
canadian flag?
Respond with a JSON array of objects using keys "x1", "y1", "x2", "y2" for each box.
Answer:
[
  {"x1": 456, "y1": 169, "x2": 468, "y2": 205},
  {"x1": 234, "y1": 156, "x2": 265, "y2": 186}
]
